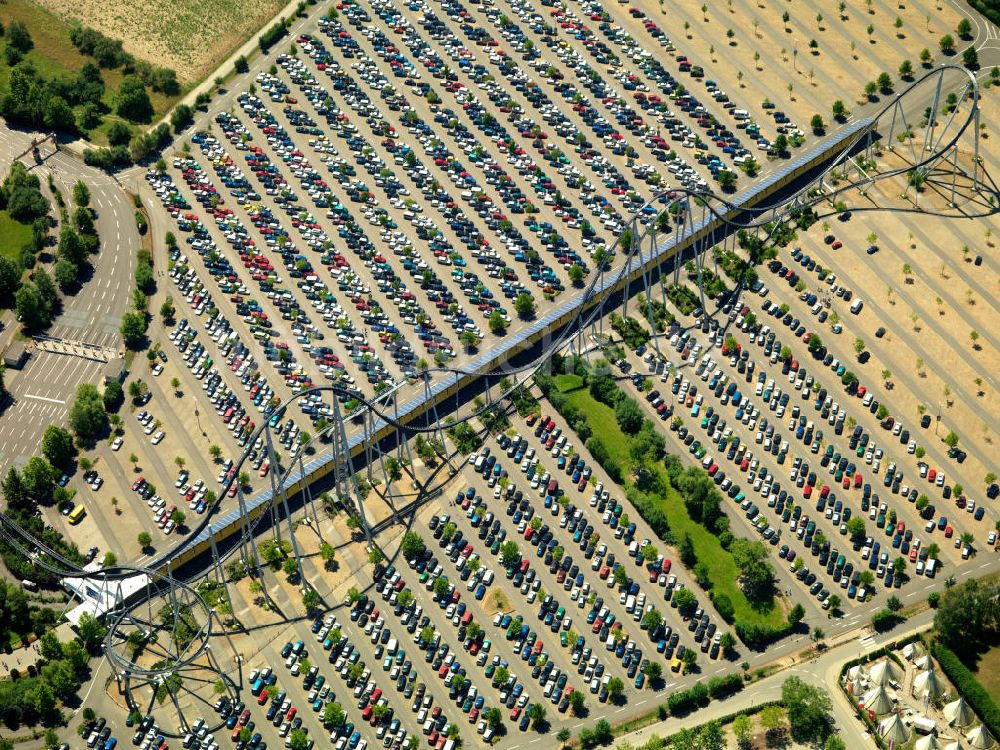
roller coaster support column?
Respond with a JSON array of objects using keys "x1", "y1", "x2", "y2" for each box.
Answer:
[
  {"x1": 331, "y1": 397, "x2": 373, "y2": 545},
  {"x1": 235, "y1": 481, "x2": 276, "y2": 609},
  {"x1": 422, "y1": 372, "x2": 455, "y2": 476},
  {"x1": 263, "y1": 425, "x2": 308, "y2": 589},
  {"x1": 208, "y1": 534, "x2": 239, "y2": 631}
]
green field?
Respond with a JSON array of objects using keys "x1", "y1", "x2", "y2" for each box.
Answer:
[
  {"x1": 554, "y1": 374, "x2": 584, "y2": 393},
  {"x1": 0, "y1": 211, "x2": 33, "y2": 263},
  {"x1": 560, "y1": 387, "x2": 785, "y2": 629},
  {"x1": 0, "y1": 0, "x2": 178, "y2": 146},
  {"x1": 966, "y1": 643, "x2": 1000, "y2": 703}
]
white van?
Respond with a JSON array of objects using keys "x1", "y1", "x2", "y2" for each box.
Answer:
[{"x1": 850, "y1": 299, "x2": 864, "y2": 314}]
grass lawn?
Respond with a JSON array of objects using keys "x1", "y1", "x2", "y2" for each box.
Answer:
[
  {"x1": 554, "y1": 374, "x2": 585, "y2": 393},
  {"x1": 0, "y1": 0, "x2": 178, "y2": 146},
  {"x1": 560, "y1": 388, "x2": 785, "y2": 629},
  {"x1": 964, "y1": 643, "x2": 1000, "y2": 703},
  {"x1": 0, "y1": 211, "x2": 33, "y2": 263}
]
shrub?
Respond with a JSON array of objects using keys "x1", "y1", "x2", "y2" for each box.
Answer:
[
  {"x1": 711, "y1": 592, "x2": 735, "y2": 623},
  {"x1": 707, "y1": 673, "x2": 743, "y2": 699}
]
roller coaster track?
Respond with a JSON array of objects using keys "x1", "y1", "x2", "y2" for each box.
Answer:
[{"x1": 0, "y1": 64, "x2": 993, "y2": 600}]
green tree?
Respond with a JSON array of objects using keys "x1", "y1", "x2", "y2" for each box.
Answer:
[
  {"x1": 730, "y1": 538, "x2": 775, "y2": 600},
  {"x1": 7, "y1": 21, "x2": 33, "y2": 53},
  {"x1": 0, "y1": 256, "x2": 21, "y2": 308},
  {"x1": 607, "y1": 676, "x2": 624, "y2": 701},
  {"x1": 642, "y1": 660, "x2": 662, "y2": 681},
  {"x1": 940, "y1": 34, "x2": 955, "y2": 53},
  {"x1": 527, "y1": 702, "x2": 546, "y2": 729},
  {"x1": 77, "y1": 612, "x2": 107, "y2": 653},
  {"x1": 782, "y1": 677, "x2": 832, "y2": 743},
  {"x1": 614, "y1": 397, "x2": 644, "y2": 434},
  {"x1": 69, "y1": 383, "x2": 109, "y2": 442},
  {"x1": 679, "y1": 532, "x2": 697, "y2": 567},
  {"x1": 673, "y1": 587, "x2": 697, "y2": 613},
  {"x1": 16, "y1": 282, "x2": 47, "y2": 331},
  {"x1": 116, "y1": 76, "x2": 154, "y2": 122},
  {"x1": 717, "y1": 170, "x2": 737, "y2": 190},
  {"x1": 515, "y1": 292, "x2": 535, "y2": 319},
  {"x1": 288, "y1": 729, "x2": 308, "y2": 750},
  {"x1": 732, "y1": 714, "x2": 753, "y2": 748},
  {"x1": 41, "y1": 424, "x2": 75, "y2": 468},
  {"x1": 323, "y1": 702, "x2": 346, "y2": 727},
  {"x1": 810, "y1": 114, "x2": 825, "y2": 132},
  {"x1": 170, "y1": 104, "x2": 194, "y2": 132},
  {"x1": 401, "y1": 532, "x2": 426, "y2": 560},
  {"x1": 73, "y1": 181, "x2": 91, "y2": 208},
  {"x1": 500, "y1": 540, "x2": 521, "y2": 567},
  {"x1": 120, "y1": 311, "x2": 147, "y2": 348},
  {"x1": 138, "y1": 531, "x2": 152, "y2": 549},
  {"x1": 489, "y1": 310, "x2": 507, "y2": 334},
  {"x1": 485, "y1": 707, "x2": 503, "y2": 731}
]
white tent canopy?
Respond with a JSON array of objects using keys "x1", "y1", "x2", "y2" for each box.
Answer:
[
  {"x1": 863, "y1": 684, "x2": 896, "y2": 715},
  {"x1": 966, "y1": 726, "x2": 997, "y2": 749},
  {"x1": 915, "y1": 668, "x2": 947, "y2": 699},
  {"x1": 916, "y1": 734, "x2": 944, "y2": 750},
  {"x1": 869, "y1": 659, "x2": 903, "y2": 686},
  {"x1": 946, "y1": 697, "x2": 978, "y2": 728},
  {"x1": 880, "y1": 713, "x2": 911, "y2": 744},
  {"x1": 904, "y1": 642, "x2": 926, "y2": 661}
]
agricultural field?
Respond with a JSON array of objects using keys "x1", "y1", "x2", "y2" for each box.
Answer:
[{"x1": 28, "y1": 0, "x2": 287, "y2": 84}]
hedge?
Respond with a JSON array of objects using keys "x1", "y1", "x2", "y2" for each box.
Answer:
[
  {"x1": 931, "y1": 642, "x2": 1000, "y2": 739},
  {"x1": 734, "y1": 618, "x2": 795, "y2": 648},
  {"x1": 707, "y1": 673, "x2": 743, "y2": 699},
  {"x1": 968, "y1": 0, "x2": 1000, "y2": 28},
  {"x1": 259, "y1": 21, "x2": 289, "y2": 52},
  {"x1": 666, "y1": 680, "x2": 710, "y2": 716}
]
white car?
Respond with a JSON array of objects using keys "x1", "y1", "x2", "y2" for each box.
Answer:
[
  {"x1": 111, "y1": 436, "x2": 123, "y2": 451},
  {"x1": 151, "y1": 431, "x2": 165, "y2": 445},
  {"x1": 152, "y1": 363, "x2": 163, "y2": 376}
]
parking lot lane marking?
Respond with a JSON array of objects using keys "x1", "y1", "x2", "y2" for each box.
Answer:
[
  {"x1": 573, "y1": 723, "x2": 585, "y2": 729},
  {"x1": 23, "y1": 394, "x2": 66, "y2": 404},
  {"x1": 637, "y1": 699, "x2": 647, "y2": 706},
  {"x1": 981, "y1": 562, "x2": 991, "y2": 569},
  {"x1": 616, "y1": 707, "x2": 628, "y2": 713},
  {"x1": 906, "y1": 591, "x2": 919, "y2": 598}
]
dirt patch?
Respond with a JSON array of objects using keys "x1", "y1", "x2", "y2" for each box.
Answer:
[{"x1": 29, "y1": 0, "x2": 288, "y2": 83}]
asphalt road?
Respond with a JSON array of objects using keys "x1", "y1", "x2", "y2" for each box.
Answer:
[{"x1": 0, "y1": 128, "x2": 139, "y2": 470}]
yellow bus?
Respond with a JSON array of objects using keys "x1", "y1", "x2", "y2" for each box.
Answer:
[{"x1": 67, "y1": 504, "x2": 86, "y2": 525}]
